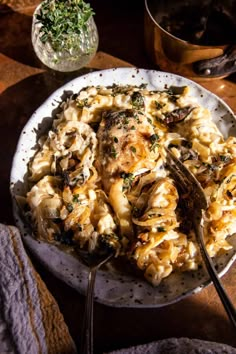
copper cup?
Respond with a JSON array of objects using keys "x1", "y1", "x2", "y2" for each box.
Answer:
[{"x1": 144, "y1": 0, "x2": 236, "y2": 80}]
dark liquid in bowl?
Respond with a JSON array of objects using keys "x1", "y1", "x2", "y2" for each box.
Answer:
[{"x1": 159, "y1": 5, "x2": 236, "y2": 45}]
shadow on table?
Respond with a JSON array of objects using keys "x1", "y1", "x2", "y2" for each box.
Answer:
[
  {"x1": 89, "y1": 0, "x2": 154, "y2": 69},
  {"x1": 92, "y1": 297, "x2": 236, "y2": 353},
  {"x1": 32, "y1": 250, "x2": 236, "y2": 354},
  {"x1": 0, "y1": 5, "x2": 39, "y2": 67},
  {"x1": 37, "y1": 261, "x2": 236, "y2": 354}
]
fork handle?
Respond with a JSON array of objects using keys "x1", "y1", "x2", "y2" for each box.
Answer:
[
  {"x1": 80, "y1": 268, "x2": 96, "y2": 354},
  {"x1": 193, "y1": 215, "x2": 236, "y2": 329}
]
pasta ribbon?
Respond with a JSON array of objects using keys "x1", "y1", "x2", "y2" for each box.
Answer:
[{"x1": 26, "y1": 83, "x2": 236, "y2": 286}]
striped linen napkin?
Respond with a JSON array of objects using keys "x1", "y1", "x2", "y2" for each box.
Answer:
[{"x1": 0, "y1": 223, "x2": 77, "y2": 354}]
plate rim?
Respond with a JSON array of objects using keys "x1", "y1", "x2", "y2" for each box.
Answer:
[{"x1": 10, "y1": 67, "x2": 236, "y2": 308}]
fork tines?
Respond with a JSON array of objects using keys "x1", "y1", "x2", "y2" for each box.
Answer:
[{"x1": 165, "y1": 147, "x2": 208, "y2": 211}]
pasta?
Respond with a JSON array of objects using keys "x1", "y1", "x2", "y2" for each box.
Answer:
[{"x1": 26, "y1": 83, "x2": 236, "y2": 286}]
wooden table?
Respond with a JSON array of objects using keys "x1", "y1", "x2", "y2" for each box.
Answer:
[{"x1": 1, "y1": 1, "x2": 236, "y2": 353}]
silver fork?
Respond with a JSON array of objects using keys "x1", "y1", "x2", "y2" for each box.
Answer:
[
  {"x1": 76, "y1": 247, "x2": 115, "y2": 354},
  {"x1": 165, "y1": 147, "x2": 236, "y2": 329}
]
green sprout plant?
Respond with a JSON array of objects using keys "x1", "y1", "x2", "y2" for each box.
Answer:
[
  {"x1": 32, "y1": 0, "x2": 98, "y2": 71},
  {"x1": 36, "y1": 0, "x2": 95, "y2": 52}
]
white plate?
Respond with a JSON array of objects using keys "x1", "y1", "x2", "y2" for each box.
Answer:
[{"x1": 10, "y1": 68, "x2": 236, "y2": 308}]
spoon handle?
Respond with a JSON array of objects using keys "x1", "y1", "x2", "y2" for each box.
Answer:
[
  {"x1": 193, "y1": 215, "x2": 236, "y2": 329},
  {"x1": 80, "y1": 268, "x2": 97, "y2": 354}
]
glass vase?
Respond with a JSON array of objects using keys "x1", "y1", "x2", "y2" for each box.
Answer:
[{"x1": 31, "y1": 2, "x2": 99, "y2": 72}]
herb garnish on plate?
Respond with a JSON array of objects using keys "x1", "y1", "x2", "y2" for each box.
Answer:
[{"x1": 36, "y1": 0, "x2": 95, "y2": 52}]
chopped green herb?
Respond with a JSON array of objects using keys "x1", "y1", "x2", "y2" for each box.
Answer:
[
  {"x1": 76, "y1": 98, "x2": 89, "y2": 108},
  {"x1": 109, "y1": 84, "x2": 131, "y2": 95},
  {"x1": 157, "y1": 226, "x2": 166, "y2": 232},
  {"x1": 131, "y1": 91, "x2": 144, "y2": 109},
  {"x1": 150, "y1": 133, "x2": 159, "y2": 143},
  {"x1": 137, "y1": 110, "x2": 144, "y2": 115},
  {"x1": 150, "y1": 134, "x2": 159, "y2": 152},
  {"x1": 155, "y1": 116, "x2": 165, "y2": 125},
  {"x1": 72, "y1": 194, "x2": 80, "y2": 203},
  {"x1": 130, "y1": 146, "x2": 136, "y2": 153},
  {"x1": 117, "y1": 111, "x2": 128, "y2": 119},
  {"x1": 99, "y1": 233, "x2": 120, "y2": 250},
  {"x1": 67, "y1": 203, "x2": 73, "y2": 212},
  {"x1": 36, "y1": 0, "x2": 95, "y2": 52},
  {"x1": 219, "y1": 155, "x2": 230, "y2": 162},
  {"x1": 155, "y1": 101, "x2": 165, "y2": 110},
  {"x1": 113, "y1": 136, "x2": 119, "y2": 143},
  {"x1": 110, "y1": 146, "x2": 117, "y2": 159},
  {"x1": 133, "y1": 113, "x2": 141, "y2": 123},
  {"x1": 121, "y1": 172, "x2": 134, "y2": 191}
]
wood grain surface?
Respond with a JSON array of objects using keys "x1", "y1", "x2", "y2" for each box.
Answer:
[{"x1": 1, "y1": 1, "x2": 236, "y2": 353}]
